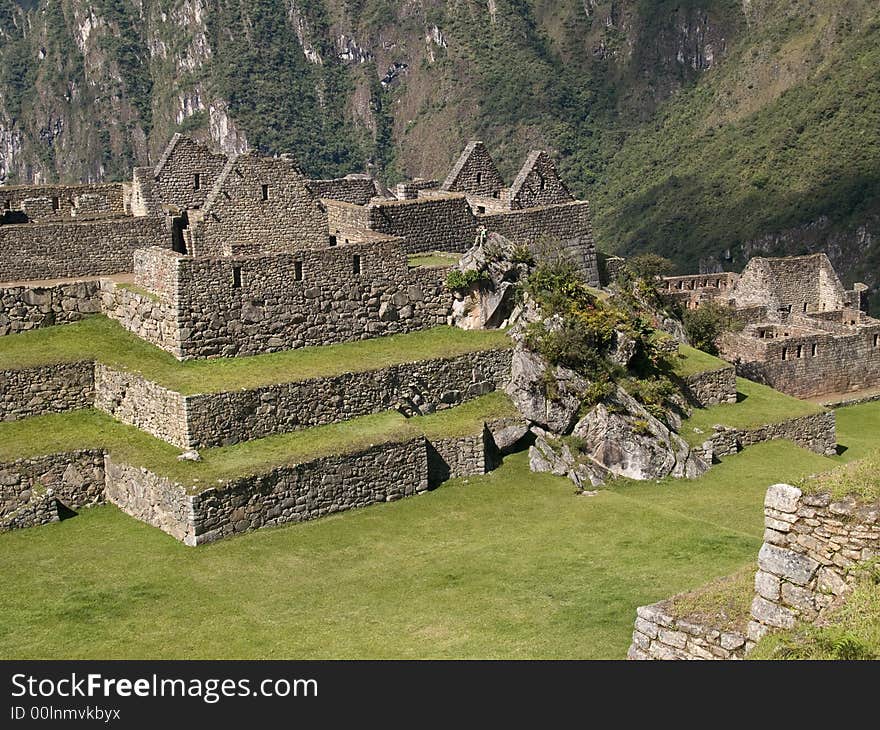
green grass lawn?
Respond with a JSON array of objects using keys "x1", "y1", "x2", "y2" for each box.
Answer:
[
  {"x1": 407, "y1": 252, "x2": 460, "y2": 268},
  {"x1": 0, "y1": 441, "x2": 838, "y2": 660},
  {"x1": 0, "y1": 317, "x2": 510, "y2": 394},
  {"x1": 680, "y1": 377, "x2": 826, "y2": 445},
  {"x1": 670, "y1": 343, "x2": 731, "y2": 377},
  {"x1": 0, "y1": 393, "x2": 518, "y2": 490}
]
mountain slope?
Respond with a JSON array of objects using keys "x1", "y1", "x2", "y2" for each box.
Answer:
[{"x1": 0, "y1": 1, "x2": 877, "y2": 302}]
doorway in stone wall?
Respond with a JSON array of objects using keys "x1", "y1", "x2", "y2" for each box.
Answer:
[{"x1": 171, "y1": 212, "x2": 190, "y2": 254}]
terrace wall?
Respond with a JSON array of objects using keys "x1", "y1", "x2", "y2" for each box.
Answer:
[
  {"x1": 0, "y1": 216, "x2": 165, "y2": 282},
  {"x1": 0, "y1": 450, "x2": 106, "y2": 532},
  {"x1": 0, "y1": 279, "x2": 102, "y2": 334},
  {"x1": 0, "y1": 362, "x2": 94, "y2": 420},
  {"x1": 748, "y1": 484, "x2": 880, "y2": 643},
  {"x1": 678, "y1": 366, "x2": 737, "y2": 407},
  {"x1": 698, "y1": 411, "x2": 837, "y2": 459}
]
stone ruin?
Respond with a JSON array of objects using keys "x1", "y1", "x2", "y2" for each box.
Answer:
[
  {"x1": 662, "y1": 254, "x2": 880, "y2": 400},
  {"x1": 0, "y1": 134, "x2": 600, "y2": 357}
]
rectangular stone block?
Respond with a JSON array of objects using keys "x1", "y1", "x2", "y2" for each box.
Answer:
[{"x1": 757, "y1": 543, "x2": 819, "y2": 586}]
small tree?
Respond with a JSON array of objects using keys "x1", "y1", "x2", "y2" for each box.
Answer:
[
  {"x1": 627, "y1": 253, "x2": 674, "y2": 281},
  {"x1": 683, "y1": 301, "x2": 742, "y2": 354}
]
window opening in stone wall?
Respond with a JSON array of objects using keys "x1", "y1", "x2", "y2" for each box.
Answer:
[
  {"x1": 51, "y1": 196, "x2": 59, "y2": 211},
  {"x1": 329, "y1": 234, "x2": 337, "y2": 247},
  {"x1": 232, "y1": 266, "x2": 242, "y2": 289},
  {"x1": 538, "y1": 175, "x2": 546, "y2": 191},
  {"x1": 796, "y1": 345, "x2": 803, "y2": 358},
  {"x1": 476, "y1": 172, "x2": 483, "y2": 185},
  {"x1": 493, "y1": 191, "x2": 500, "y2": 199},
  {"x1": 803, "y1": 302, "x2": 808, "y2": 312},
  {"x1": 353, "y1": 254, "x2": 361, "y2": 275},
  {"x1": 194, "y1": 173, "x2": 201, "y2": 191},
  {"x1": 781, "y1": 347, "x2": 788, "y2": 361},
  {"x1": 294, "y1": 261, "x2": 303, "y2": 281},
  {"x1": 874, "y1": 334, "x2": 879, "y2": 348},
  {"x1": 812, "y1": 343, "x2": 818, "y2": 357},
  {"x1": 261, "y1": 184, "x2": 269, "y2": 201},
  {"x1": 4, "y1": 199, "x2": 10, "y2": 210},
  {"x1": 476, "y1": 205, "x2": 485, "y2": 214}
]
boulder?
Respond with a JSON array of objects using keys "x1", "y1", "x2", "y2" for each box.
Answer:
[
  {"x1": 571, "y1": 387, "x2": 709, "y2": 481},
  {"x1": 608, "y1": 329, "x2": 637, "y2": 368},
  {"x1": 505, "y1": 347, "x2": 589, "y2": 434}
]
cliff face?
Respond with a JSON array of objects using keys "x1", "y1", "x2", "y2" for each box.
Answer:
[{"x1": 0, "y1": 1, "x2": 878, "y2": 300}]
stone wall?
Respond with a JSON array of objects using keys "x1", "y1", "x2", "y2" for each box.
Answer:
[
  {"x1": 0, "y1": 183, "x2": 125, "y2": 219},
  {"x1": 678, "y1": 366, "x2": 737, "y2": 407},
  {"x1": 427, "y1": 429, "x2": 495, "y2": 488},
  {"x1": 728, "y1": 323, "x2": 880, "y2": 398},
  {"x1": 508, "y1": 151, "x2": 573, "y2": 210},
  {"x1": 440, "y1": 141, "x2": 506, "y2": 198},
  {"x1": 151, "y1": 134, "x2": 228, "y2": 211},
  {"x1": 309, "y1": 177, "x2": 377, "y2": 205},
  {"x1": 103, "y1": 457, "x2": 193, "y2": 544},
  {"x1": 481, "y1": 201, "x2": 600, "y2": 285},
  {"x1": 0, "y1": 450, "x2": 106, "y2": 531},
  {"x1": 0, "y1": 279, "x2": 102, "y2": 334},
  {"x1": 189, "y1": 153, "x2": 329, "y2": 257},
  {"x1": 367, "y1": 194, "x2": 478, "y2": 254},
  {"x1": 184, "y1": 348, "x2": 511, "y2": 448},
  {"x1": 0, "y1": 216, "x2": 165, "y2": 282},
  {"x1": 747, "y1": 483, "x2": 880, "y2": 643},
  {"x1": 0, "y1": 362, "x2": 94, "y2": 420},
  {"x1": 100, "y1": 279, "x2": 179, "y2": 355},
  {"x1": 94, "y1": 365, "x2": 189, "y2": 448},
  {"x1": 699, "y1": 411, "x2": 837, "y2": 459},
  {"x1": 627, "y1": 601, "x2": 749, "y2": 661},
  {"x1": 130, "y1": 242, "x2": 452, "y2": 359},
  {"x1": 190, "y1": 440, "x2": 430, "y2": 544}
]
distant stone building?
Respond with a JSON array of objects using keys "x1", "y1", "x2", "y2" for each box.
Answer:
[
  {"x1": 663, "y1": 254, "x2": 879, "y2": 399},
  {"x1": 0, "y1": 134, "x2": 599, "y2": 358}
]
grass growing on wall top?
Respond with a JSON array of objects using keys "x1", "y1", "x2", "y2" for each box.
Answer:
[
  {"x1": 679, "y1": 377, "x2": 826, "y2": 445},
  {"x1": 0, "y1": 393, "x2": 517, "y2": 490},
  {"x1": 0, "y1": 317, "x2": 511, "y2": 394}
]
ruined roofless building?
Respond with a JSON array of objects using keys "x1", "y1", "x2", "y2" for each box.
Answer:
[
  {"x1": 0, "y1": 135, "x2": 600, "y2": 358},
  {"x1": 662, "y1": 254, "x2": 879, "y2": 399}
]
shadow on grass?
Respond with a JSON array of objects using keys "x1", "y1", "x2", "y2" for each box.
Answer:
[
  {"x1": 735, "y1": 392, "x2": 749, "y2": 403},
  {"x1": 56, "y1": 501, "x2": 78, "y2": 522},
  {"x1": 836, "y1": 444, "x2": 849, "y2": 457}
]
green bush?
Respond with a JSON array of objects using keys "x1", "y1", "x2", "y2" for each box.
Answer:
[
  {"x1": 683, "y1": 302, "x2": 742, "y2": 355},
  {"x1": 445, "y1": 269, "x2": 489, "y2": 291}
]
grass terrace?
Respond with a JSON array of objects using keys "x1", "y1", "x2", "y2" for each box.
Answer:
[
  {"x1": 658, "y1": 565, "x2": 755, "y2": 634},
  {"x1": 671, "y1": 343, "x2": 731, "y2": 378},
  {"x1": 680, "y1": 377, "x2": 826, "y2": 446},
  {"x1": 0, "y1": 316, "x2": 510, "y2": 394},
  {"x1": 407, "y1": 252, "x2": 460, "y2": 268},
  {"x1": 0, "y1": 393, "x2": 518, "y2": 491}
]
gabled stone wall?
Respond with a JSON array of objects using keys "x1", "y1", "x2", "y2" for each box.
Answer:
[
  {"x1": 508, "y1": 151, "x2": 573, "y2": 210},
  {"x1": 151, "y1": 134, "x2": 228, "y2": 211},
  {"x1": 189, "y1": 153, "x2": 328, "y2": 257}
]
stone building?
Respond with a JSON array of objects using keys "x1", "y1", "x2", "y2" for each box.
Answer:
[
  {"x1": 0, "y1": 135, "x2": 598, "y2": 359},
  {"x1": 662, "y1": 254, "x2": 880, "y2": 399}
]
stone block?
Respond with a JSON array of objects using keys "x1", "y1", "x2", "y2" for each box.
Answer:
[
  {"x1": 757, "y1": 543, "x2": 819, "y2": 586},
  {"x1": 765, "y1": 483, "x2": 802, "y2": 513},
  {"x1": 750, "y1": 596, "x2": 796, "y2": 629},
  {"x1": 754, "y1": 570, "x2": 781, "y2": 600}
]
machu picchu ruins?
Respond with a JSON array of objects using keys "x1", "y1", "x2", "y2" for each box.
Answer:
[{"x1": 2, "y1": 133, "x2": 879, "y2": 665}]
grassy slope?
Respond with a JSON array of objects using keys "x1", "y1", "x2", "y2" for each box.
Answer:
[
  {"x1": 0, "y1": 442, "x2": 828, "y2": 660},
  {"x1": 2, "y1": 402, "x2": 876, "y2": 659},
  {"x1": 594, "y1": 3, "x2": 880, "y2": 280},
  {"x1": 0, "y1": 317, "x2": 510, "y2": 394},
  {"x1": 671, "y1": 343, "x2": 730, "y2": 377},
  {"x1": 0, "y1": 393, "x2": 517, "y2": 490}
]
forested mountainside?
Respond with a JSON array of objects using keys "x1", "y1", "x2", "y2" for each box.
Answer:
[{"x1": 0, "y1": 0, "x2": 877, "y2": 298}]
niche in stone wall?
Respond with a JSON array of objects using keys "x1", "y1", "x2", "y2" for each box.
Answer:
[
  {"x1": 232, "y1": 266, "x2": 242, "y2": 289},
  {"x1": 353, "y1": 254, "x2": 362, "y2": 275}
]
